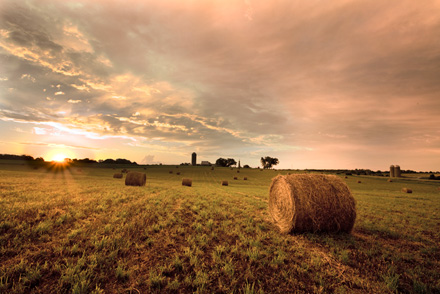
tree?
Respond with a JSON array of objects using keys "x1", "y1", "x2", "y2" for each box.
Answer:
[
  {"x1": 261, "y1": 156, "x2": 279, "y2": 169},
  {"x1": 226, "y1": 158, "x2": 237, "y2": 167},
  {"x1": 215, "y1": 158, "x2": 237, "y2": 167}
]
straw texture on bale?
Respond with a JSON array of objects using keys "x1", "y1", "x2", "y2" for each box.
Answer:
[
  {"x1": 221, "y1": 180, "x2": 228, "y2": 186},
  {"x1": 113, "y1": 173, "x2": 123, "y2": 179},
  {"x1": 402, "y1": 188, "x2": 412, "y2": 193},
  {"x1": 269, "y1": 174, "x2": 356, "y2": 233},
  {"x1": 125, "y1": 172, "x2": 146, "y2": 186},
  {"x1": 182, "y1": 178, "x2": 192, "y2": 187}
]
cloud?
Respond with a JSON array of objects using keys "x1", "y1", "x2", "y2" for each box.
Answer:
[
  {"x1": 140, "y1": 155, "x2": 161, "y2": 165},
  {"x1": 1, "y1": 0, "x2": 439, "y2": 169}
]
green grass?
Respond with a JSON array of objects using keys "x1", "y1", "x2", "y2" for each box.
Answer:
[{"x1": 0, "y1": 163, "x2": 439, "y2": 293}]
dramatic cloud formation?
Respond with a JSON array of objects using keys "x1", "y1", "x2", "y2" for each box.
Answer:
[{"x1": 1, "y1": 0, "x2": 439, "y2": 170}]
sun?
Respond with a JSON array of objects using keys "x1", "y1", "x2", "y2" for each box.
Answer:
[{"x1": 52, "y1": 154, "x2": 67, "y2": 162}]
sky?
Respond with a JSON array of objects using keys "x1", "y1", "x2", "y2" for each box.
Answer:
[{"x1": 1, "y1": 0, "x2": 440, "y2": 171}]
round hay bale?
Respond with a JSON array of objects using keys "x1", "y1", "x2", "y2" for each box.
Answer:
[
  {"x1": 182, "y1": 178, "x2": 192, "y2": 187},
  {"x1": 344, "y1": 176, "x2": 348, "y2": 179},
  {"x1": 211, "y1": 167, "x2": 214, "y2": 170},
  {"x1": 269, "y1": 174, "x2": 356, "y2": 233},
  {"x1": 176, "y1": 172, "x2": 181, "y2": 175},
  {"x1": 125, "y1": 172, "x2": 146, "y2": 186},
  {"x1": 387, "y1": 179, "x2": 392, "y2": 182},
  {"x1": 243, "y1": 177, "x2": 248, "y2": 180},
  {"x1": 402, "y1": 188, "x2": 412, "y2": 193},
  {"x1": 221, "y1": 180, "x2": 228, "y2": 186},
  {"x1": 233, "y1": 176, "x2": 238, "y2": 180},
  {"x1": 121, "y1": 168, "x2": 128, "y2": 173},
  {"x1": 357, "y1": 180, "x2": 361, "y2": 183},
  {"x1": 169, "y1": 170, "x2": 173, "y2": 174},
  {"x1": 237, "y1": 170, "x2": 240, "y2": 173},
  {"x1": 113, "y1": 173, "x2": 123, "y2": 179}
]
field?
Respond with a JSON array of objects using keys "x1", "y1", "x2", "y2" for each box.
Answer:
[{"x1": 1, "y1": 162, "x2": 439, "y2": 293}]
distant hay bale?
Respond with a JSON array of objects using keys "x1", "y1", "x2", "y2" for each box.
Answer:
[
  {"x1": 357, "y1": 180, "x2": 362, "y2": 183},
  {"x1": 344, "y1": 176, "x2": 348, "y2": 179},
  {"x1": 211, "y1": 167, "x2": 214, "y2": 170},
  {"x1": 125, "y1": 171, "x2": 146, "y2": 186},
  {"x1": 387, "y1": 179, "x2": 392, "y2": 182},
  {"x1": 221, "y1": 180, "x2": 228, "y2": 186},
  {"x1": 121, "y1": 168, "x2": 128, "y2": 173},
  {"x1": 113, "y1": 173, "x2": 123, "y2": 179},
  {"x1": 237, "y1": 170, "x2": 240, "y2": 173},
  {"x1": 169, "y1": 171, "x2": 173, "y2": 174},
  {"x1": 402, "y1": 188, "x2": 412, "y2": 193},
  {"x1": 243, "y1": 177, "x2": 248, "y2": 180},
  {"x1": 176, "y1": 172, "x2": 181, "y2": 175},
  {"x1": 269, "y1": 174, "x2": 356, "y2": 233},
  {"x1": 182, "y1": 178, "x2": 192, "y2": 187},
  {"x1": 233, "y1": 177, "x2": 238, "y2": 180}
]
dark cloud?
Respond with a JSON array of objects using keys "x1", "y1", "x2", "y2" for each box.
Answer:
[{"x1": 1, "y1": 0, "x2": 439, "y2": 169}]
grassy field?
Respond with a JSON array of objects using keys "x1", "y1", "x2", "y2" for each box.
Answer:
[{"x1": 0, "y1": 162, "x2": 439, "y2": 293}]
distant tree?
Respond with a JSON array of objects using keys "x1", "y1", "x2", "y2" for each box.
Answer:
[
  {"x1": 216, "y1": 158, "x2": 228, "y2": 167},
  {"x1": 215, "y1": 158, "x2": 237, "y2": 167},
  {"x1": 226, "y1": 158, "x2": 237, "y2": 167},
  {"x1": 261, "y1": 156, "x2": 279, "y2": 169}
]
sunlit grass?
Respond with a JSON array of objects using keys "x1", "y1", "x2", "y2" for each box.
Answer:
[{"x1": 0, "y1": 164, "x2": 439, "y2": 293}]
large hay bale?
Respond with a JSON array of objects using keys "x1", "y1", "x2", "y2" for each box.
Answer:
[
  {"x1": 125, "y1": 172, "x2": 146, "y2": 186},
  {"x1": 221, "y1": 180, "x2": 228, "y2": 186},
  {"x1": 402, "y1": 188, "x2": 412, "y2": 193},
  {"x1": 269, "y1": 174, "x2": 356, "y2": 233},
  {"x1": 113, "y1": 173, "x2": 123, "y2": 179},
  {"x1": 182, "y1": 178, "x2": 192, "y2": 187}
]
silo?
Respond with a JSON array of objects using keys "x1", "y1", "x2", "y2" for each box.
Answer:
[
  {"x1": 390, "y1": 165, "x2": 395, "y2": 178},
  {"x1": 191, "y1": 152, "x2": 197, "y2": 166},
  {"x1": 394, "y1": 165, "x2": 401, "y2": 177}
]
